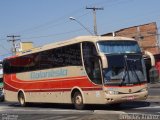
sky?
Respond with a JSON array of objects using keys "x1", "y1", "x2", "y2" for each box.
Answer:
[{"x1": 0, "y1": 0, "x2": 160, "y2": 59}]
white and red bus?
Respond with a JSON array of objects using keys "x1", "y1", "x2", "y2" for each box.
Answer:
[{"x1": 3, "y1": 36, "x2": 148, "y2": 109}]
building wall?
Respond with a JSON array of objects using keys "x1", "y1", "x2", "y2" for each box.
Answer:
[
  {"x1": 102, "y1": 22, "x2": 159, "y2": 55},
  {"x1": 16, "y1": 42, "x2": 33, "y2": 54}
]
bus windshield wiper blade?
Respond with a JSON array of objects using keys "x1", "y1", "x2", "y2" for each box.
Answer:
[{"x1": 120, "y1": 55, "x2": 131, "y2": 86}]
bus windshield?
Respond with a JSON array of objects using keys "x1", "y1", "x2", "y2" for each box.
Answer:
[
  {"x1": 97, "y1": 40, "x2": 141, "y2": 54},
  {"x1": 102, "y1": 55, "x2": 147, "y2": 86},
  {"x1": 97, "y1": 40, "x2": 146, "y2": 86}
]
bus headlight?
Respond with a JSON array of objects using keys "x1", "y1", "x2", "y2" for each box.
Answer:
[
  {"x1": 140, "y1": 88, "x2": 147, "y2": 92},
  {"x1": 106, "y1": 90, "x2": 119, "y2": 95}
]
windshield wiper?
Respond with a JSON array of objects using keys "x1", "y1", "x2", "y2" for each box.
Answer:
[
  {"x1": 124, "y1": 55, "x2": 131, "y2": 84},
  {"x1": 129, "y1": 60, "x2": 141, "y2": 84},
  {"x1": 120, "y1": 67, "x2": 127, "y2": 86}
]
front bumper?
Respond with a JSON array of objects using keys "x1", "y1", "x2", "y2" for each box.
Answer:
[{"x1": 104, "y1": 91, "x2": 148, "y2": 104}]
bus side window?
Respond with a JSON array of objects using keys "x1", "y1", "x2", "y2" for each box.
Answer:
[{"x1": 82, "y1": 42, "x2": 102, "y2": 84}]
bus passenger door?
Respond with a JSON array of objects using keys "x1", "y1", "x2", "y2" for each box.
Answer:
[
  {"x1": 82, "y1": 42, "x2": 103, "y2": 85},
  {"x1": 82, "y1": 42, "x2": 106, "y2": 103}
]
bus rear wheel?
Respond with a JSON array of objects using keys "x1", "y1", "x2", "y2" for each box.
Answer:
[
  {"x1": 73, "y1": 92, "x2": 85, "y2": 110},
  {"x1": 18, "y1": 92, "x2": 26, "y2": 107}
]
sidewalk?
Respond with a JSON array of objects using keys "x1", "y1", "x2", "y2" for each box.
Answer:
[
  {"x1": 148, "y1": 82, "x2": 160, "y2": 88},
  {"x1": 147, "y1": 95, "x2": 160, "y2": 103}
]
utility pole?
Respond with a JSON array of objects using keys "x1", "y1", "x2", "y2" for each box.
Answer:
[
  {"x1": 7, "y1": 35, "x2": 20, "y2": 55},
  {"x1": 86, "y1": 6, "x2": 103, "y2": 36}
]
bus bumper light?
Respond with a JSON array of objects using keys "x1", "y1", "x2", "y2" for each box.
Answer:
[{"x1": 106, "y1": 98, "x2": 114, "y2": 102}]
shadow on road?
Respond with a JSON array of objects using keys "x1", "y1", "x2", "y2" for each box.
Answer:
[{"x1": 8, "y1": 101, "x2": 150, "y2": 111}]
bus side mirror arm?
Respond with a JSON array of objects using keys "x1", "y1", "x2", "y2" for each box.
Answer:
[
  {"x1": 99, "y1": 53, "x2": 108, "y2": 69},
  {"x1": 144, "y1": 51, "x2": 155, "y2": 67}
]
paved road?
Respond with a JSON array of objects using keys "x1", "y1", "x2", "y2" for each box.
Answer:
[
  {"x1": 148, "y1": 87, "x2": 160, "y2": 96},
  {"x1": 0, "y1": 100, "x2": 160, "y2": 120},
  {"x1": 0, "y1": 87, "x2": 159, "y2": 120}
]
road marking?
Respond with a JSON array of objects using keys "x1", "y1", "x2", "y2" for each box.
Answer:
[
  {"x1": 39, "y1": 116, "x2": 63, "y2": 120},
  {"x1": 0, "y1": 107, "x2": 92, "y2": 115},
  {"x1": 94, "y1": 110, "x2": 126, "y2": 114},
  {"x1": 58, "y1": 116, "x2": 79, "y2": 120},
  {"x1": 0, "y1": 106, "x2": 11, "y2": 110},
  {"x1": 134, "y1": 106, "x2": 160, "y2": 109},
  {"x1": 18, "y1": 109, "x2": 88, "y2": 113}
]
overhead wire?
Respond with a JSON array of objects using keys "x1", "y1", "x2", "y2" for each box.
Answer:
[
  {"x1": 0, "y1": 3, "x2": 94, "y2": 57},
  {"x1": 0, "y1": 52, "x2": 12, "y2": 57},
  {"x1": 15, "y1": 0, "x2": 126, "y2": 38},
  {"x1": 95, "y1": 0, "x2": 133, "y2": 8},
  {"x1": 99, "y1": 5, "x2": 160, "y2": 35},
  {"x1": 20, "y1": 28, "x2": 86, "y2": 40},
  {"x1": 16, "y1": 7, "x2": 90, "y2": 35},
  {"x1": 1, "y1": 0, "x2": 160, "y2": 57},
  {"x1": 21, "y1": 11, "x2": 92, "y2": 35},
  {"x1": 0, "y1": 38, "x2": 6, "y2": 41}
]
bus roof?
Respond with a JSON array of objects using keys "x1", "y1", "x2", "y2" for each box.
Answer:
[{"x1": 13, "y1": 36, "x2": 136, "y2": 57}]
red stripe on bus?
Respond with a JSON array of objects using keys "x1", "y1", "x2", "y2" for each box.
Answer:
[
  {"x1": 4, "y1": 83, "x2": 102, "y2": 92},
  {"x1": 4, "y1": 83, "x2": 18, "y2": 92},
  {"x1": 4, "y1": 74, "x2": 98, "y2": 92}
]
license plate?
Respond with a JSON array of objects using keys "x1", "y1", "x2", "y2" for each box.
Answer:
[{"x1": 127, "y1": 96, "x2": 134, "y2": 100}]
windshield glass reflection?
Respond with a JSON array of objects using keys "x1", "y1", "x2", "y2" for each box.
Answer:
[{"x1": 97, "y1": 40, "x2": 141, "y2": 54}]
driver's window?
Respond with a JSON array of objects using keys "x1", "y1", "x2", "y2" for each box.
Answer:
[{"x1": 82, "y1": 42, "x2": 102, "y2": 84}]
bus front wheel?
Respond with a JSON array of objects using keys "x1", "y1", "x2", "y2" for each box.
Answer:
[
  {"x1": 18, "y1": 92, "x2": 26, "y2": 107},
  {"x1": 73, "y1": 92, "x2": 85, "y2": 110}
]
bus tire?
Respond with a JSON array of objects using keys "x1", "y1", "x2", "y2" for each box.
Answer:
[
  {"x1": 110, "y1": 103, "x2": 121, "y2": 108},
  {"x1": 73, "y1": 92, "x2": 85, "y2": 110},
  {"x1": 18, "y1": 92, "x2": 26, "y2": 107}
]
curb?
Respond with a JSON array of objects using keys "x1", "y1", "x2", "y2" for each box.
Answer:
[
  {"x1": 94, "y1": 110, "x2": 126, "y2": 114},
  {"x1": 147, "y1": 96, "x2": 160, "y2": 102},
  {"x1": 147, "y1": 96, "x2": 160, "y2": 103},
  {"x1": 148, "y1": 96, "x2": 160, "y2": 99}
]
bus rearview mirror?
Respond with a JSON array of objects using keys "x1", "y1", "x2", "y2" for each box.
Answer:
[{"x1": 99, "y1": 53, "x2": 108, "y2": 69}]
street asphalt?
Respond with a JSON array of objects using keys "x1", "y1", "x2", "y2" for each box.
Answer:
[
  {"x1": 148, "y1": 82, "x2": 160, "y2": 88},
  {"x1": 147, "y1": 82, "x2": 160, "y2": 102}
]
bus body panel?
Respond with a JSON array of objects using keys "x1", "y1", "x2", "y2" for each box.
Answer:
[
  {"x1": 4, "y1": 84, "x2": 148, "y2": 104},
  {"x1": 3, "y1": 36, "x2": 148, "y2": 106},
  {"x1": 4, "y1": 66, "x2": 105, "y2": 104}
]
